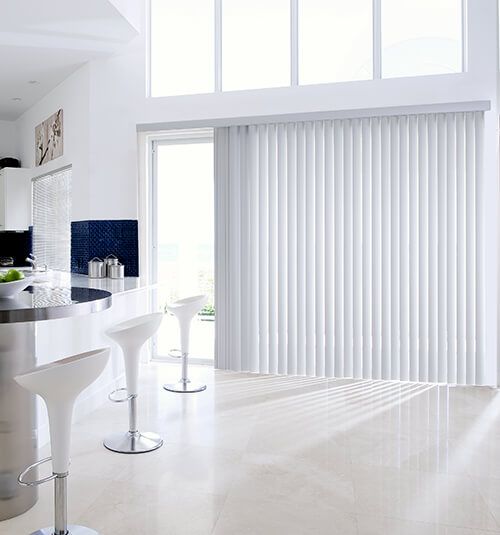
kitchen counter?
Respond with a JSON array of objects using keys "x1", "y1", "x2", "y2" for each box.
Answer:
[
  {"x1": 0, "y1": 284, "x2": 112, "y2": 520},
  {"x1": 34, "y1": 272, "x2": 148, "y2": 295}
]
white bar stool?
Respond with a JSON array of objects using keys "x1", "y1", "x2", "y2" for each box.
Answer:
[
  {"x1": 15, "y1": 347, "x2": 110, "y2": 535},
  {"x1": 104, "y1": 312, "x2": 164, "y2": 454},
  {"x1": 163, "y1": 295, "x2": 208, "y2": 393}
]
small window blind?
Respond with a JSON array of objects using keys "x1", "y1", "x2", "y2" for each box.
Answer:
[{"x1": 32, "y1": 167, "x2": 72, "y2": 271}]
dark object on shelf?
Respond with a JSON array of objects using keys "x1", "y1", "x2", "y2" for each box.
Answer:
[
  {"x1": 0, "y1": 158, "x2": 20, "y2": 169},
  {"x1": 0, "y1": 231, "x2": 31, "y2": 266},
  {"x1": 0, "y1": 257, "x2": 14, "y2": 267}
]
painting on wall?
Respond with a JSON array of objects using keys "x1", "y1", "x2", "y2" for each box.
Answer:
[{"x1": 35, "y1": 109, "x2": 63, "y2": 166}]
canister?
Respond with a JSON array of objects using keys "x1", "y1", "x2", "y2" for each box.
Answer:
[
  {"x1": 107, "y1": 262, "x2": 125, "y2": 279},
  {"x1": 104, "y1": 254, "x2": 119, "y2": 276},
  {"x1": 88, "y1": 257, "x2": 106, "y2": 278}
]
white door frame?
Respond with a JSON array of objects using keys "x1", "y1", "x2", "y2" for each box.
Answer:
[{"x1": 144, "y1": 128, "x2": 215, "y2": 363}]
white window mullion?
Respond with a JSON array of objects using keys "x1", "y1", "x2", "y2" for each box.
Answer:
[
  {"x1": 215, "y1": 0, "x2": 222, "y2": 92},
  {"x1": 373, "y1": 0, "x2": 382, "y2": 79},
  {"x1": 290, "y1": 0, "x2": 299, "y2": 86}
]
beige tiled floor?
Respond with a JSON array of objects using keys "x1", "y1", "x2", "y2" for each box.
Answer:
[{"x1": 2, "y1": 365, "x2": 500, "y2": 534}]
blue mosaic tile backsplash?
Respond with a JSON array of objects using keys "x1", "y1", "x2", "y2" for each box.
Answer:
[{"x1": 71, "y1": 220, "x2": 139, "y2": 276}]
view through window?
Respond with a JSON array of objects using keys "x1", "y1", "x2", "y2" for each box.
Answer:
[{"x1": 154, "y1": 137, "x2": 214, "y2": 361}]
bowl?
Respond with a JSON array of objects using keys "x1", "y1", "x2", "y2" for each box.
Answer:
[{"x1": 0, "y1": 277, "x2": 33, "y2": 299}]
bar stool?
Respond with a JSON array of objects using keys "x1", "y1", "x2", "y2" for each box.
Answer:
[
  {"x1": 163, "y1": 295, "x2": 208, "y2": 393},
  {"x1": 104, "y1": 312, "x2": 164, "y2": 454},
  {"x1": 15, "y1": 347, "x2": 110, "y2": 535}
]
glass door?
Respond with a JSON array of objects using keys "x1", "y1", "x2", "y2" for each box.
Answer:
[{"x1": 151, "y1": 131, "x2": 214, "y2": 362}]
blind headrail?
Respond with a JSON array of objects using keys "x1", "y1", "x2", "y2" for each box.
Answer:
[{"x1": 138, "y1": 100, "x2": 490, "y2": 132}]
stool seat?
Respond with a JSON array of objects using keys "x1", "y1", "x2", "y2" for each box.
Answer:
[
  {"x1": 15, "y1": 347, "x2": 110, "y2": 535},
  {"x1": 15, "y1": 348, "x2": 110, "y2": 475},
  {"x1": 163, "y1": 295, "x2": 208, "y2": 394},
  {"x1": 104, "y1": 312, "x2": 164, "y2": 454}
]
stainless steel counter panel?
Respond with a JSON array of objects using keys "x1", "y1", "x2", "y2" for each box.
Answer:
[
  {"x1": 0, "y1": 323, "x2": 36, "y2": 520},
  {"x1": 0, "y1": 286, "x2": 112, "y2": 324},
  {"x1": 0, "y1": 286, "x2": 112, "y2": 520}
]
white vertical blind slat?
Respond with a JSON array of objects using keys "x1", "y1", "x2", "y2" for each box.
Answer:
[
  {"x1": 324, "y1": 121, "x2": 335, "y2": 377},
  {"x1": 248, "y1": 125, "x2": 259, "y2": 372},
  {"x1": 465, "y1": 112, "x2": 476, "y2": 385},
  {"x1": 344, "y1": 120, "x2": 354, "y2": 378},
  {"x1": 286, "y1": 123, "x2": 298, "y2": 375},
  {"x1": 399, "y1": 116, "x2": 410, "y2": 381},
  {"x1": 408, "y1": 116, "x2": 419, "y2": 382},
  {"x1": 437, "y1": 114, "x2": 448, "y2": 383},
  {"x1": 296, "y1": 123, "x2": 307, "y2": 375},
  {"x1": 456, "y1": 113, "x2": 467, "y2": 384},
  {"x1": 277, "y1": 124, "x2": 288, "y2": 375},
  {"x1": 305, "y1": 122, "x2": 316, "y2": 376},
  {"x1": 315, "y1": 121, "x2": 326, "y2": 377},
  {"x1": 361, "y1": 118, "x2": 372, "y2": 379},
  {"x1": 353, "y1": 119, "x2": 363, "y2": 378},
  {"x1": 446, "y1": 113, "x2": 457, "y2": 384},
  {"x1": 334, "y1": 120, "x2": 345, "y2": 377},
  {"x1": 418, "y1": 115, "x2": 429, "y2": 382},
  {"x1": 390, "y1": 116, "x2": 400, "y2": 380},
  {"x1": 371, "y1": 118, "x2": 382, "y2": 380},
  {"x1": 381, "y1": 117, "x2": 391, "y2": 379},
  {"x1": 428, "y1": 114, "x2": 438, "y2": 383},
  {"x1": 258, "y1": 125, "x2": 269, "y2": 374},
  {"x1": 475, "y1": 111, "x2": 485, "y2": 385},
  {"x1": 215, "y1": 111, "x2": 486, "y2": 386},
  {"x1": 268, "y1": 125, "x2": 278, "y2": 374}
]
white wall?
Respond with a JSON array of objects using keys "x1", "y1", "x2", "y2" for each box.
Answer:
[
  {"x1": 16, "y1": 65, "x2": 91, "y2": 221},
  {"x1": 0, "y1": 120, "x2": 18, "y2": 160}
]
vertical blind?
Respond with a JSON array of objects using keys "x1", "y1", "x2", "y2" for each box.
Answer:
[
  {"x1": 33, "y1": 167, "x2": 72, "y2": 272},
  {"x1": 215, "y1": 112, "x2": 485, "y2": 384}
]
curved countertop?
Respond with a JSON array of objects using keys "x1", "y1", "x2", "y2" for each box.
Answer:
[{"x1": 0, "y1": 286, "x2": 112, "y2": 324}]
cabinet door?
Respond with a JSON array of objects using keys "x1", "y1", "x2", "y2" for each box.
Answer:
[{"x1": 3, "y1": 170, "x2": 31, "y2": 231}]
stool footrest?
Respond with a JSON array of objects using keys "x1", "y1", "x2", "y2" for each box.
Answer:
[
  {"x1": 168, "y1": 349, "x2": 184, "y2": 358},
  {"x1": 18, "y1": 457, "x2": 57, "y2": 487},
  {"x1": 108, "y1": 387, "x2": 136, "y2": 403}
]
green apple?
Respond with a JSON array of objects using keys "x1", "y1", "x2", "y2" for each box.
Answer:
[{"x1": 3, "y1": 269, "x2": 24, "y2": 282}]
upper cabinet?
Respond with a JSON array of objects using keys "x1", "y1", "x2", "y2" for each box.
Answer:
[{"x1": 0, "y1": 168, "x2": 31, "y2": 231}]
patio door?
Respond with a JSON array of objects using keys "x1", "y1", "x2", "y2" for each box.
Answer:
[{"x1": 151, "y1": 129, "x2": 214, "y2": 362}]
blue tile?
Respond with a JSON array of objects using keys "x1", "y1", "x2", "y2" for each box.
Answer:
[{"x1": 71, "y1": 219, "x2": 139, "y2": 277}]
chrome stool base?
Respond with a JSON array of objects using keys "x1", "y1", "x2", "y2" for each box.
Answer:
[
  {"x1": 103, "y1": 431, "x2": 163, "y2": 454},
  {"x1": 163, "y1": 381, "x2": 207, "y2": 393},
  {"x1": 31, "y1": 525, "x2": 99, "y2": 535}
]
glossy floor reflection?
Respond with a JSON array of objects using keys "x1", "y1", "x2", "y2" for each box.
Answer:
[{"x1": 2, "y1": 365, "x2": 500, "y2": 534}]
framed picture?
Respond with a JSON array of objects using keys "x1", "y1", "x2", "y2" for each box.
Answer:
[{"x1": 35, "y1": 109, "x2": 63, "y2": 166}]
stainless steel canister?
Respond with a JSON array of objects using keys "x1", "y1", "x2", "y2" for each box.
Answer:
[
  {"x1": 104, "y1": 254, "x2": 118, "y2": 276},
  {"x1": 88, "y1": 257, "x2": 106, "y2": 278},
  {"x1": 107, "y1": 262, "x2": 125, "y2": 279}
]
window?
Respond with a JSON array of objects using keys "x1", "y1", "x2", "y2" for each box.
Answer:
[
  {"x1": 382, "y1": 0, "x2": 462, "y2": 78},
  {"x1": 32, "y1": 167, "x2": 72, "y2": 271},
  {"x1": 299, "y1": 0, "x2": 372, "y2": 85},
  {"x1": 150, "y1": 0, "x2": 214, "y2": 96},
  {"x1": 222, "y1": 0, "x2": 290, "y2": 91},
  {"x1": 149, "y1": 0, "x2": 464, "y2": 97}
]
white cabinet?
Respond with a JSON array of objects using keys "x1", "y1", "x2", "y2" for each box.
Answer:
[{"x1": 0, "y1": 168, "x2": 31, "y2": 230}]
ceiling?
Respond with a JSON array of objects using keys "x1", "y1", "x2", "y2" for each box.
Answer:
[{"x1": 0, "y1": 0, "x2": 138, "y2": 120}]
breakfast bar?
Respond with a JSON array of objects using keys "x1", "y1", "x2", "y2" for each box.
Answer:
[{"x1": 0, "y1": 285, "x2": 111, "y2": 520}]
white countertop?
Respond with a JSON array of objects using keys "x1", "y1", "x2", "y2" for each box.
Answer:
[
  {"x1": 69, "y1": 273, "x2": 150, "y2": 295},
  {"x1": 9, "y1": 269, "x2": 153, "y2": 296}
]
